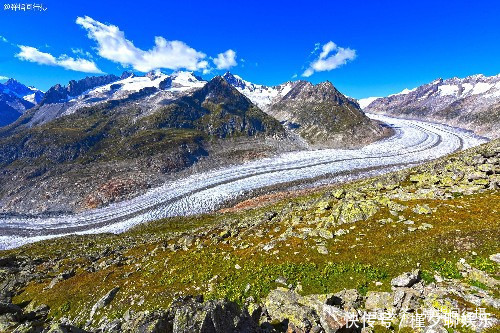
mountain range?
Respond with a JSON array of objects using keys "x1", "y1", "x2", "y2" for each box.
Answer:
[
  {"x1": 360, "y1": 73, "x2": 500, "y2": 138},
  {"x1": 3, "y1": 71, "x2": 499, "y2": 214},
  {"x1": 0, "y1": 71, "x2": 386, "y2": 214}
]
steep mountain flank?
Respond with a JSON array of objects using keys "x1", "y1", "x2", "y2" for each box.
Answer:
[
  {"x1": 223, "y1": 73, "x2": 390, "y2": 147},
  {"x1": 0, "y1": 79, "x2": 43, "y2": 127},
  {"x1": 0, "y1": 77, "x2": 286, "y2": 214},
  {"x1": 267, "y1": 81, "x2": 388, "y2": 147}
]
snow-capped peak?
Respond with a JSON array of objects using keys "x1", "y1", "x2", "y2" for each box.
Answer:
[
  {"x1": 87, "y1": 71, "x2": 206, "y2": 99},
  {"x1": 1, "y1": 78, "x2": 44, "y2": 104},
  {"x1": 222, "y1": 72, "x2": 296, "y2": 109}
]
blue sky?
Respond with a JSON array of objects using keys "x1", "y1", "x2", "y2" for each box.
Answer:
[{"x1": 0, "y1": 0, "x2": 499, "y2": 98}]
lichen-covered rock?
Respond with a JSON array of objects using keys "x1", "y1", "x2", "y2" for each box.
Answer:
[
  {"x1": 409, "y1": 173, "x2": 439, "y2": 186},
  {"x1": 118, "y1": 310, "x2": 171, "y2": 333},
  {"x1": 364, "y1": 292, "x2": 394, "y2": 312},
  {"x1": 317, "y1": 229, "x2": 333, "y2": 239},
  {"x1": 170, "y1": 296, "x2": 258, "y2": 333},
  {"x1": 337, "y1": 202, "x2": 365, "y2": 224},
  {"x1": 392, "y1": 288, "x2": 421, "y2": 313},
  {"x1": 331, "y1": 289, "x2": 362, "y2": 310},
  {"x1": 412, "y1": 204, "x2": 432, "y2": 215},
  {"x1": 264, "y1": 288, "x2": 322, "y2": 332},
  {"x1": 319, "y1": 305, "x2": 351, "y2": 333}
]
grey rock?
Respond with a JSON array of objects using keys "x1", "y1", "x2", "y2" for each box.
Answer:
[
  {"x1": 391, "y1": 270, "x2": 420, "y2": 288},
  {"x1": 90, "y1": 287, "x2": 120, "y2": 319},
  {"x1": 0, "y1": 301, "x2": 22, "y2": 315},
  {"x1": 331, "y1": 289, "x2": 362, "y2": 310},
  {"x1": 170, "y1": 296, "x2": 258, "y2": 333},
  {"x1": 364, "y1": 292, "x2": 394, "y2": 311},
  {"x1": 120, "y1": 310, "x2": 171, "y2": 333},
  {"x1": 264, "y1": 288, "x2": 321, "y2": 332},
  {"x1": 320, "y1": 305, "x2": 351, "y2": 333}
]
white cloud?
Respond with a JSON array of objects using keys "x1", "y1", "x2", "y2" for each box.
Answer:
[
  {"x1": 310, "y1": 42, "x2": 320, "y2": 55},
  {"x1": 71, "y1": 48, "x2": 94, "y2": 59},
  {"x1": 16, "y1": 45, "x2": 103, "y2": 73},
  {"x1": 213, "y1": 49, "x2": 237, "y2": 70},
  {"x1": 16, "y1": 46, "x2": 56, "y2": 65},
  {"x1": 0, "y1": 36, "x2": 8, "y2": 43},
  {"x1": 0, "y1": 75, "x2": 8, "y2": 80},
  {"x1": 302, "y1": 41, "x2": 356, "y2": 77},
  {"x1": 76, "y1": 16, "x2": 209, "y2": 73}
]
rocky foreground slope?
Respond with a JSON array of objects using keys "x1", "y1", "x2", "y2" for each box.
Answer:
[
  {"x1": 0, "y1": 139, "x2": 498, "y2": 332},
  {"x1": 362, "y1": 74, "x2": 500, "y2": 138}
]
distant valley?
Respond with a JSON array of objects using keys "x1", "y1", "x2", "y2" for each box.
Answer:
[{"x1": 360, "y1": 73, "x2": 500, "y2": 138}]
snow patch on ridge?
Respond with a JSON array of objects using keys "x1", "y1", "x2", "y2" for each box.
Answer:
[{"x1": 358, "y1": 97, "x2": 381, "y2": 109}]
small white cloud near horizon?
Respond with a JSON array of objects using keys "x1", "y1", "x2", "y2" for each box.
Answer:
[
  {"x1": 302, "y1": 41, "x2": 356, "y2": 77},
  {"x1": 213, "y1": 49, "x2": 237, "y2": 70},
  {"x1": 0, "y1": 75, "x2": 8, "y2": 80},
  {"x1": 16, "y1": 45, "x2": 103, "y2": 73},
  {"x1": 76, "y1": 16, "x2": 209, "y2": 73}
]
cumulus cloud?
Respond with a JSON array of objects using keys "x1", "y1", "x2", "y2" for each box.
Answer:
[
  {"x1": 213, "y1": 49, "x2": 237, "y2": 70},
  {"x1": 302, "y1": 41, "x2": 356, "y2": 77},
  {"x1": 76, "y1": 16, "x2": 209, "y2": 72},
  {"x1": 16, "y1": 45, "x2": 103, "y2": 73}
]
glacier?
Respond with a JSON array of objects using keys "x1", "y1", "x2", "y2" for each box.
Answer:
[{"x1": 0, "y1": 114, "x2": 487, "y2": 250}]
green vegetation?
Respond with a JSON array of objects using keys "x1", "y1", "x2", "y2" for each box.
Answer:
[
  {"x1": 470, "y1": 256, "x2": 498, "y2": 275},
  {"x1": 430, "y1": 259, "x2": 462, "y2": 279}
]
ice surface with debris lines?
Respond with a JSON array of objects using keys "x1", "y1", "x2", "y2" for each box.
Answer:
[{"x1": 0, "y1": 114, "x2": 487, "y2": 249}]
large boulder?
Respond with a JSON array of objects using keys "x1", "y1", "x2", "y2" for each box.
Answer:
[
  {"x1": 330, "y1": 289, "x2": 362, "y2": 311},
  {"x1": 170, "y1": 296, "x2": 258, "y2": 333},
  {"x1": 264, "y1": 288, "x2": 321, "y2": 332},
  {"x1": 264, "y1": 288, "x2": 356, "y2": 333}
]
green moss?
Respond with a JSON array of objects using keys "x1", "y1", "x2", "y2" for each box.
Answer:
[
  {"x1": 467, "y1": 279, "x2": 489, "y2": 290},
  {"x1": 420, "y1": 269, "x2": 437, "y2": 284},
  {"x1": 430, "y1": 259, "x2": 462, "y2": 279},
  {"x1": 470, "y1": 256, "x2": 498, "y2": 275}
]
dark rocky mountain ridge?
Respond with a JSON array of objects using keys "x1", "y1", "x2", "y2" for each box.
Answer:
[{"x1": 0, "y1": 79, "x2": 43, "y2": 127}]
